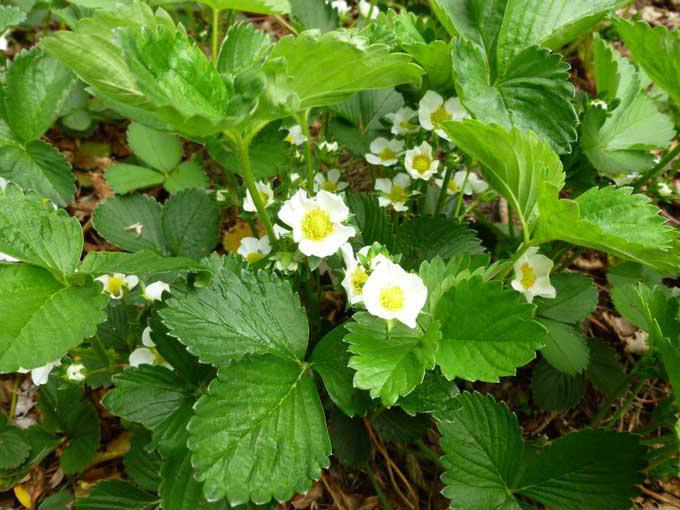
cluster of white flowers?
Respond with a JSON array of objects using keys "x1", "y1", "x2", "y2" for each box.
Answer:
[
  {"x1": 434, "y1": 170, "x2": 488, "y2": 196},
  {"x1": 95, "y1": 273, "x2": 170, "y2": 302}
]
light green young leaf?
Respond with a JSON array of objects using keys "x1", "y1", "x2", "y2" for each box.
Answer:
[
  {"x1": 539, "y1": 319, "x2": 589, "y2": 375},
  {"x1": 0, "y1": 6, "x2": 26, "y2": 34},
  {"x1": 0, "y1": 265, "x2": 107, "y2": 373},
  {"x1": 217, "y1": 22, "x2": 272, "y2": 76},
  {"x1": 127, "y1": 122, "x2": 182, "y2": 173},
  {"x1": 74, "y1": 481, "x2": 158, "y2": 510},
  {"x1": 198, "y1": 0, "x2": 291, "y2": 15},
  {"x1": 79, "y1": 251, "x2": 205, "y2": 276},
  {"x1": 442, "y1": 120, "x2": 565, "y2": 232},
  {"x1": 615, "y1": 18, "x2": 680, "y2": 107},
  {"x1": 0, "y1": 184, "x2": 82, "y2": 275},
  {"x1": 531, "y1": 359, "x2": 584, "y2": 411},
  {"x1": 105, "y1": 163, "x2": 165, "y2": 194},
  {"x1": 535, "y1": 184, "x2": 680, "y2": 274},
  {"x1": 161, "y1": 264, "x2": 309, "y2": 366},
  {"x1": 0, "y1": 140, "x2": 75, "y2": 207},
  {"x1": 435, "y1": 276, "x2": 545, "y2": 382},
  {"x1": 188, "y1": 355, "x2": 330, "y2": 504},
  {"x1": 345, "y1": 312, "x2": 440, "y2": 407},
  {"x1": 535, "y1": 272, "x2": 597, "y2": 324},
  {"x1": 3, "y1": 48, "x2": 76, "y2": 143}
]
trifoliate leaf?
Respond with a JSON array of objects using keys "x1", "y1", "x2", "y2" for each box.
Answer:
[
  {"x1": 531, "y1": 359, "x2": 584, "y2": 411},
  {"x1": 539, "y1": 319, "x2": 589, "y2": 375},
  {"x1": 0, "y1": 427, "x2": 30, "y2": 470},
  {"x1": 127, "y1": 122, "x2": 182, "y2": 173},
  {"x1": 439, "y1": 392, "x2": 645, "y2": 510},
  {"x1": 161, "y1": 265, "x2": 309, "y2": 366},
  {"x1": 309, "y1": 324, "x2": 372, "y2": 417},
  {"x1": 3, "y1": 48, "x2": 76, "y2": 143},
  {"x1": 105, "y1": 163, "x2": 165, "y2": 194},
  {"x1": 124, "y1": 433, "x2": 162, "y2": 492},
  {"x1": 217, "y1": 22, "x2": 272, "y2": 77},
  {"x1": 0, "y1": 265, "x2": 107, "y2": 373},
  {"x1": 452, "y1": 39, "x2": 576, "y2": 153},
  {"x1": 615, "y1": 19, "x2": 680, "y2": 107},
  {"x1": 0, "y1": 6, "x2": 26, "y2": 34},
  {"x1": 188, "y1": 355, "x2": 331, "y2": 504},
  {"x1": 345, "y1": 312, "x2": 440, "y2": 407},
  {"x1": 587, "y1": 339, "x2": 626, "y2": 398},
  {"x1": 535, "y1": 184, "x2": 680, "y2": 274},
  {"x1": 79, "y1": 251, "x2": 205, "y2": 276},
  {"x1": 434, "y1": 276, "x2": 545, "y2": 382},
  {"x1": 443, "y1": 120, "x2": 565, "y2": 231},
  {"x1": 0, "y1": 183, "x2": 82, "y2": 274},
  {"x1": 159, "y1": 448, "x2": 223, "y2": 510},
  {"x1": 269, "y1": 30, "x2": 423, "y2": 110},
  {"x1": 198, "y1": 0, "x2": 291, "y2": 15},
  {"x1": 535, "y1": 272, "x2": 597, "y2": 324},
  {"x1": 102, "y1": 365, "x2": 197, "y2": 453},
  {"x1": 74, "y1": 481, "x2": 158, "y2": 510}
]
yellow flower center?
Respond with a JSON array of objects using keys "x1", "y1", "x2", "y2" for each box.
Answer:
[
  {"x1": 351, "y1": 267, "x2": 368, "y2": 294},
  {"x1": 412, "y1": 154, "x2": 431, "y2": 173},
  {"x1": 431, "y1": 105, "x2": 451, "y2": 125},
  {"x1": 259, "y1": 191, "x2": 270, "y2": 205},
  {"x1": 448, "y1": 180, "x2": 459, "y2": 193},
  {"x1": 379, "y1": 148, "x2": 397, "y2": 161},
  {"x1": 246, "y1": 252, "x2": 264, "y2": 264},
  {"x1": 387, "y1": 185, "x2": 408, "y2": 204},
  {"x1": 285, "y1": 133, "x2": 293, "y2": 144},
  {"x1": 379, "y1": 286, "x2": 405, "y2": 311},
  {"x1": 302, "y1": 209, "x2": 333, "y2": 241},
  {"x1": 106, "y1": 276, "x2": 126, "y2": 297},
  {"x1": 519, "y1": 263, "x2": 537, "y2": 289},
  {"x1": 322, "y1": 180, "x2": 337, "y2": 192},
  {"x1": 399, "y1": 120, "x2": 415, "y2": 130}
]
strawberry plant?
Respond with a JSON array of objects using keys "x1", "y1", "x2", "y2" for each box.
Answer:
[{"x1": 0, "y1": 0, "x2": 679, "y2": 508}]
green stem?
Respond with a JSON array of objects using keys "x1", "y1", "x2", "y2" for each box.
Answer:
[
  {"x1": 367, "y1": 465, "x2": 393, "y2": 510},
  {"x1": 601, "y1": 378, "x2": 647, "y2": 429},
  {"x1": 224, "y1": 9, "x2": 236, "y2": 30},
  {"x1": 211, "y1": 8, "x2": 221, "y2": 66},
  {"x1": 453, "y1": 169, "x2": 470, "y2": 219},
  {"x1": 8, "y1": 376, "x2": 20, "y2": 420},
  {"x1": 507, "y1": 204, "x2": 516, "y2": 239},
  {"x1": 415, "y1": 439, "x2": 441, "y2": 465},
  {"x1": 634, "y1": 143, "x2": 680, "y2": 191},
  {"x1": 234, "y1": 135, "x2": 278, "y2": 243},
  {"x1": 92, "y1": 334, "x2": 111, "y2": 370},
  {"x1": 435, "y1": 166, "x2": 452, "y2": 215},
  {"x1": 299, "y1": 110, "x2": 315, "y2": 192},
  {"x1": 495, "y1": 242, "x2": 529, "y2": 280}
]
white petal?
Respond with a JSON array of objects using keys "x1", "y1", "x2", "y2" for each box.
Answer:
[
  {"x1": 393, "y1": 172, "x2": 411, "y2": 189},
  {"x1": 129, "y1": 347, "x2": 155, "y2": 367},
  {"x1": 143, "y1": 281, "x2": 170, "y2": 301},
  {"x1": 316, "y1": 190, "x2": 350, "y2": 223},
  {"x1": 142, "y1": 326, "x2": 156, "y2": 348},
  {"x1": 374, "y1": 178, "x2": 392, "y2": 193}
]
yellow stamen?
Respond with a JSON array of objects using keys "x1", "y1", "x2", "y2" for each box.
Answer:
[
  {"x1": 448, "y1": 180, "x2": 459, "y2": 193},
  {"x1": 106, "y1": 276, "x2": 126, "y2": 297},
  {"x1": 379, "y1": 148, "x2": 397, "y2": 161},
  {"x1": 322, "y1": 180, "x2": 337, "y2": 192},
  {"x1": 302, "y1": 209, "x2": 333, "y2": 241},
  {"x1": 519, "y1": 263, "x2": 537, "y2": 289},
  {"x1": 412, "y1": 154, "x2": 431, "y2": 173},
  {"x1": 246, "y1": 252, "x2": 264, "y2": 264},
  {"x1": 379, "y1": 286, "x2": 405, "y2": 311},
  {"x1": 351, "y1": 267, "x2": 368, "y2": 294},
  {"x1": 387, "y1": 185, "x2": 408, "y2": 204},
  {"x1": 431, "y1": 105, "x2": 451, "y2": 125}
]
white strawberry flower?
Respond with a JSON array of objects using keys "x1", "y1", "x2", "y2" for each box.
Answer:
[
  {"x1": 435, "y1": 170, "x2": 488, "y2": 196},
  {"x1": 385, "y1": 107, "x2": 419, "y2": 136},
  {"x1": 362, "y1": 258, "x2": 428, "y2": 328},
  {"x1": 314, "y1": 169, "x2": 348, "y2": 193},
  {"x1": 375, "y1": 173, "x2": 415, "y2": 211},
  {"x1": 142, "y1": 281, "x2": 170, "y2": 301},
  {"x1": 278, "y1": 190, "x2": 356, "y2": 258},
  {"x1": 237, "y1": 235, "x2": 272, "y2": 264},
  {"x1": 405, "y1": 141, "x2": 439, "y2": 180},
  {"x1": 285, "y1": 124, "x2": 306, "y2": 146},
  {"x1": 95, "y1": 273, "x2": 139, "y2": 299},
  {"x1": 340, "y1": 244, "x2": 370, "y2": 305},
  {"x1": 66, "y1": 363, "x2": 86, "y2": 382},
  {"x1": 365, "y1": 137, "x2": 404, "y2": 167},
  {"x1": 243, "y1": 180, "x2": 274, "y2": 213},
  {"x1": 318, "y1": 140, "x2": 339, "y2": 152},
  {"x1": 359, "y1": 0, "x2": 378, "y2": 19},
  {"x1": 418, "y1": 90, "x2": 468, "y2": 140},
  {"x1": 511, "y1": 247, "x2": 556, "y2": 303},
  {"x1": 18, "y1": 360, "x2": 61, "y2": 386},
  {"x1": 331, "y1": 0, "x2": 350, "y2": 13}
]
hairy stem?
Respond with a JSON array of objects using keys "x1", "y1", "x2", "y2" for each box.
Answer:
[
  {"x1": 299, "y1": 110, "x2": 316, "y2": 192},
  {"x1": 634, "y1": 143, "x2": 680, "y2": 191},
  {"x1": 211, "y1": 8, "x2": 221, "y2": 66}
]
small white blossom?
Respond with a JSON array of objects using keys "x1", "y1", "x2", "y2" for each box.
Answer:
[
  {"x1": 0, "y1": 252, "x2": 19, "y2": 263},
  {"x1": 405, "y1": 141, "x2": 439, "y2": 180},
  {"x1": 365, "y1": 138, "x2": 404, "y2": 166},
  {"x1": 359, "y1": 0, "x2": 378, "y2": 18},
  {"x1": 66, "y1": 363, "x2": 86, "y2": 382},
  {"x1": 385, "y1": 107, "x2": 418, "y2": 136},
  {"x1": 278, "y1": 190, "x2": 356, "y2": 258},
  {"x1": 125, "y1": 223, "x2": 143, "y2": 236},
  {"x1": 340, "y1": 244, "x2": 369, "y2": 305},
  {"x1": 611, "y1": 172, "x2": 640, "y2": 186},
  {"x1": 362, "y1": 259, "x2": 427, "y2": 328},
  {"x1": 243, "y1": 181, "x2": 274, "y2": 213},
  {"x1": 418, "y1": 90, "x2": 468, "y2": 140},
  {"x1": 331, "y1": 0, "x2": 350, "y2": 13},
  {"x1": 18, "y1": 360, "x2": 61, "y2": 386},
  {"x1": 511, "y1": 247, "x2": 556, "y2": 303},
  {"x1": 435, "y1": 170, "x2": 488, "y2": 196},
  {"x1": 237, "y1": 236, "x2": 272, "y2": 264},
  {"x1": 375, "y1": 173, "x2": 415, "y2": 211},
  {"x1": 215, "y1": 189, "x2": 229, "y2": 202},
  {"x1": 314, "y1": 169, "x2": 348, "y2": 193},
  {"x1": 142, "y1": 281, "x2": 170, "y2": 301},
  {"x1": 95, "y1": 273, "x2": 139, "y2": 299},
  {"x1": 285, "y1": 124, "x2": 306, "y2": 146},
  {"x1": 129, "y1": 348, "x2": 155, "y2": 368},
  {"x1": 319, "y1": 140, "x2": 339, "y2": 152},
  {"x1": 658, "y1": 182, "x2": 674, "y2": 198}
]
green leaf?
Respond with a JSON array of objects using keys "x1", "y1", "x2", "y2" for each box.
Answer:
[
  {"x1": 198, "y1": 0, "x2": 290, "y2": 15},
  {"x1": 269, "y1": 30, "x2": 423, "y2": 109},
  {"x1": 39, "y1": 492, "x2": 75, "y2": 510},
  {"x1": 372, "y1": 407, "x2": 431, "y2": 443},
  {"x1": 397, "y1": 369, "x2": 460, "y2": 419},
  {"x1": 587, "y1": 339, "x2": 626, "y2": 398},
  {"x1": 0, "y1": 427, "x2": 30, "y2": 470},
  {"x1": 0, "y1": 6, "x2": 26, "y2": 34},
  {"x1": 102, "y1": 365, "x2": 196, "y2": 452},
  {"x1": 0, "y1": 183, "x2": 82, "y2": 274},
  {"x1": 164, "y1": 159, "x2": 209, "y2": 194},
  {"x1": 439, "y1": 392, "x2": 645, "y2": 510},
  {"x1": 160, "y1": 448, "x2": 223, "y2": 510},
  {"x1": 328, "y1": 412, "x2": 370, "y2": 468},
  {"x1": 79, "y1": 251, "x2": 205, "y2": 276},
  {"x1": 535, "y1": 272, "x2": 597, "y2": 324},
  {"x1": 105, "y1": 163, "x2": 165, "y2": 194},
  {"x1": 434, "y1": 276, "x2": 545, "y2": 382},
  {"x1": 124, "y1": 433, "x2": 162, "y2": 492},
  {"x1": 0, "y1": 427, "x2": 60, "y2": 491},
  {"x1": 582, "y1": 36, "x2": 675, "y2": 176},
  {"x1": 443, "y1": 120, "x2": 564, "y2": 231},
  {"x1": 394, "y1": 215, "x2": 483, "y2": 270},
  {"x1": 531, "y1": 359, "x2": 584, "y2": 411},
  {"x1": 331, "y1": 88, "x2": 404, "y2": 132},
  {"x1": 75, "y1": 481, "x2": 158, "y2": 510},
  {"x1": 3, "y1": 48, "x2": 76, "y2": 143},
  {"x1": 0, "y1": 140, "x2": 75, "y2": 207},
  {"x1": 452, "y1": 39, "x2": 576, "y2": 153},
  {"x1": 0, "y1": 264, "x2": 107, "y2": 372},
  {"x1": 217, "y1": 22, "x2": 271, "y2": 77},
  {"x1": 161, "y1": 266, "x2": 309, "y2": 366},
  {"x1": 615, "y1": 18, "x2": 680, "y2": 107},
  {"x1": 188, "y1": 355, "x2": 331, "y2": 504},
  {"x1": 345, "y1": 192, "x2": 395, "y2": 248},
  {"x1": 309, "y1": 324, "x2": 372, "y2": 417},
  {"x1": 539, "y1": 319, "x2": 589, "y2": 375},
  {"x1": 344, "y1": 312, "x2": 440, "y2": 407},
  {"x1": 161, "y1": 189, "x2": 219, "y2": 260},
  {"x1": 127, "y1": 122, "x2": 182, "y2": 173},
  {"x1": 290, "y1": 0, "x2": 338, "y2": 32},
  {"x1": 535, "y1": 184, "x2": 680, "y2": 274}
]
